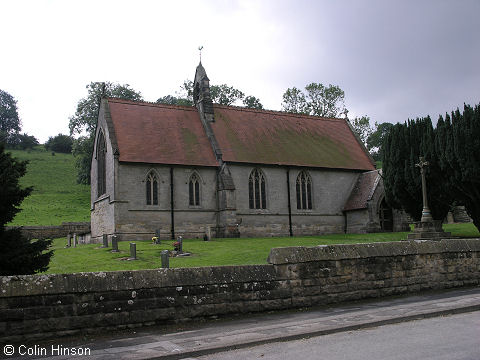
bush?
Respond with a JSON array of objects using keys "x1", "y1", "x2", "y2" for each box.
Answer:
[{"x1": 45, "y1": 133, "x2": 73, "y2": 153}]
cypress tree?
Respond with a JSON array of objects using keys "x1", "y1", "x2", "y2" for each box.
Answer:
[
  {"x1": 383, "y1": 117, "x2": 452, "y2": 221},
  {"x1": 436, "y1": 104, "x2": 480, "y2": 230},
  {"x1": 0, "y1": 144, "x2": 53, "y2": 275}
]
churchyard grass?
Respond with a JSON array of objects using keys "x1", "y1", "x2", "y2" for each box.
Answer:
[
  {"x1": 43, "y1": 223, "x2": 478, "y2": 274},
  {"x1": 6, "y1": 146, "x2": 90, "y2": 226}
]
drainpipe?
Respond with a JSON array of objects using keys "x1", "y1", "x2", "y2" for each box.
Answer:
[
  {"x1": 170, "y1": 167, "x2": 175, "y2": 240},
  {"x1": 286, "y1": 168, "x2": 293, "y2": 237}
]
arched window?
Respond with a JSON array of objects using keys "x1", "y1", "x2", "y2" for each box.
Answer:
[
  {"x1": 146, "y1": 172, "x2": 158, "y2": 205},
  {"x1": 249, "y1": 169, "x2": 266, "y2": 209},
  {"x1": 296, "y1": 171, "x2": 312, "y2": 210},
  {"x1": 189, "y1": 173, "x2": 200, "y2": 206},
  {"x1": 97, "y1": 131, "x2": 106, "y2": 197}
]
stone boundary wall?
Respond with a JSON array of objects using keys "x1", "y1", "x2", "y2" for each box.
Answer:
[
  {"x1": 5, "y1": 222, "x2": 90, "y2": 240},
  {"x1": 1, "y1": 239, "x2": 480, "y2": 342}
]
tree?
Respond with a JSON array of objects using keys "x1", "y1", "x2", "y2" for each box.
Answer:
[
  {"x1": 243, "y1": 95, "x2": 263, "y2": 110},
  {"x1": 281, "y1": 87, "x2": 308, "y2": 114},
  {"x1": 156, "y1": 95, "x2": 192, "y2": 106},
  {"x1": 210, "y1": 84, "x2": 245, "y2": 105},
  {"x1": 435, "y1": 104, "x2": 480, "y2": 230},
  {"x1": 382, "y1": 117, "x2": 453, "y2": 221},
  {"x1": 0, "y1": 89, "x2": 21, "y2": 145},
  {"x1": 16, "y1": 133, "x2": 39, "y2": 150},
  {"x1": 367, "y1": 122, "x2": 394, "y2": 161},
  {"x1": 157, "y1": 79, "x2": 263, "y2": 108},
  {"x1": 350, "y1": 116, "x2": 374, "y2": 146},
  {"x1": 281, "y1": 83, "x2": 346, "y2": 118},
  {"x1": 45, "y1": 133, "x2": 73, "y2": 153},
  {"x1": 0, "y1": 144, "x2": 53, "y2": 275},
  {"x1": 69, "y1": 82, "x2": 143, "y2": 184}
]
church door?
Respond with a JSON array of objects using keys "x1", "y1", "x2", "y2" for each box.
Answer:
[{"x1": 379, "y1": 198, "x2": 393, "y2": 231}]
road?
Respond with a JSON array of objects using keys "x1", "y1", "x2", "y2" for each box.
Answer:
[{"x1": 194, "y1": 311, "x2": 480, "y2": 360}]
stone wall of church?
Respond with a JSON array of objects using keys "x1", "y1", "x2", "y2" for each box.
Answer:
[
  {"x1": 230, "y1": 164, "x2": 358, "y2": 237},
  {"x1": 113, "y1": 164, "x2": 218, "y2": 241},
  {"x1": 90, "y1": 104, "x2": 117, "y2": 242}
]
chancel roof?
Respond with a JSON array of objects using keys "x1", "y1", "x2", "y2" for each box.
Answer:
[
  {"x1": 107, "y1": 99, "x2": 218, "y2": 167},
  {"x1": 211, "y1": 106, "x2": 375, "y2": 170}
]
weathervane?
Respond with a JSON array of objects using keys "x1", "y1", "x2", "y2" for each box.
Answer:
[{"x1": 198, "y1": 46, "x2": 203, "y2": 62}]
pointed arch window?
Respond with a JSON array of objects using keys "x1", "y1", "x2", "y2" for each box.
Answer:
[
  {"x1": 189, "y1": 173, "x2": 200, "y2": 206},
  {"x1": 249, "y1": 169, "x2": 266, "y2": 209},
  {"x1": 97, "y1": 131, "x2": 106, "y2": 197},
  {"x1": 146, "y1": 172, "x2": 158, "y2": 205},
  {"x1": 296, "y1": 171, "x2": 313, "y2": 210}
]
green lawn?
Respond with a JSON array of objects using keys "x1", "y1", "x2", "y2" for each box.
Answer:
[
  {"x1": 43, "y1": 223, "x2": 479, "y2": 274},
  {"x1": 7, "y1": 146, "x2": 90, "y2": 226}
]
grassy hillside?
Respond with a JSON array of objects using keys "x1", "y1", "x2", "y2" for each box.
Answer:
[{"x1": 7, "y1": 146, "x2": 90, "y2": 226}]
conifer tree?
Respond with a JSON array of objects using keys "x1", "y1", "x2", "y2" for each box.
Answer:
[
  {"x1": 382, "y1": 117, "x2": 452, "y2": 221},
  {"x1": 0, "y1": 145, "x2": 53, "y2": 275},
  {"x1": 436, "y1": 104, "x2": 480, "y2": 230}
]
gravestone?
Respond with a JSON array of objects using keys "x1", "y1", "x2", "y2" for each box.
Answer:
[
  {"x1": 67, "y1": 234, "x2": 72, "y2": 247},
  {"x1": 111, "y1": 235, "x2": 119, "y2": 252},
  {"x1": 155, "y1": 229, "x2": 161, "y2": 244},
  {"x1": 177, "y1": 236, "x2": 183, "y2": 253},
  {"x1": 73, "y1": 233, "x2": 77, "y2": 247},
  {"x1": 129, "y1": 243, "x2": 136, "y2": 260},
  {"x1": 102, "y1": 234, "x2": 108, "y2": 248},
  {"x1": 161, "y1": 250, "x2": 169, "y2": 268}
]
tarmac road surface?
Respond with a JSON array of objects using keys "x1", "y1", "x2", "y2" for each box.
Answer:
[{"x1": 193, "y1": 311, "x2": 480, "y2": 360}]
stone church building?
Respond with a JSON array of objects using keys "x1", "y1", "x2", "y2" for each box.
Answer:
[{"x1": 90, "y1": 63, "x2": 407, "y2": 242}]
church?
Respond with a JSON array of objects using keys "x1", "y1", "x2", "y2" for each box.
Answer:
[{"x1": 90, "y1": 63, "x2": 408, "y2": 242}]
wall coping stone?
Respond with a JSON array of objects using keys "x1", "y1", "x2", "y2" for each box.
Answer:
[
  {"x1": 0, "y1": 265, "x2": 275, "y2": 298},
  {"x1": 267, "y1": 239, "x2": 480, "y2": 264}
]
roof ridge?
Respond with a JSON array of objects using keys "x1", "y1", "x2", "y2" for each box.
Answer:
[
  {"x1": 106, "y1": 97, "x2": 197, "y2": 111},
  {"x1": 212, "y1": 103, "x2": 346, "y2": 123}
]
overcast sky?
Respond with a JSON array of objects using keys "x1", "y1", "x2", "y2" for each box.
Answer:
[{"x1": 1, "y1": 0, "x2": 479, "y2": 143}]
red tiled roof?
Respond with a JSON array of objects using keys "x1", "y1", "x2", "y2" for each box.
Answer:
[
  {"x1": 343, "y1": 170, "x2": 380, "y2": 211},
  {"x1": 107, "y1": 99, "x2": 218, "y2": 167},
  {"x1": 210, "y1": 106, "x2": 375, "y2": 170}
]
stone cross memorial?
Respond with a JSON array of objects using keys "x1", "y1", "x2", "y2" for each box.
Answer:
[{"x1": 408, "y1": 156, "x2": 451, "y2": 240}]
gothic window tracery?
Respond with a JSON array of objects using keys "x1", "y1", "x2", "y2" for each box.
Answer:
[
  {"x1": 296, "y1": 171, "x2": 313, "y2": 210},
  {"x1": 146, "y1": 171, "x2": 158, "y2": 205},
  {"x1": 189, "y1": 172, "x2": 200, "y2": 206},
  {"x1": 249, "y1": 169, "x2": 266, "y2": 209},
  {"x1": 97, "y1": 131, "x2": 106, "y2": 198}
]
